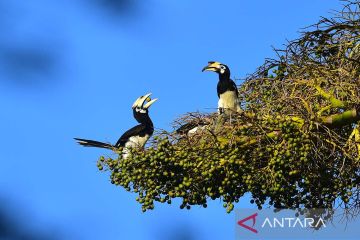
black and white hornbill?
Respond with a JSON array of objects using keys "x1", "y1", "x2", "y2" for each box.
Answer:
[
  {"x1": 74, "y1": 93, "x2": 157, "y2": 159},
  {"x1": 202, "y1": 61, "x2": 242, "y2": 114},
  {"x1": 175, "y1": 117, "x2": 211, "y2": 136}
]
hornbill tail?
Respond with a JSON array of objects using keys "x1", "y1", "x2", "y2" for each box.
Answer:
[{"x1": 74, "y1": 138, "x2": 113, "y2": 149}]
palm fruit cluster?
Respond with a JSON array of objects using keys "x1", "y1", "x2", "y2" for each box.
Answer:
[{"x1": 97, "y1": 1, "x2": 360, "y2": 216}]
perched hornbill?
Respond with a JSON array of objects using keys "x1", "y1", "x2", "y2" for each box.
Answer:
[
  {"x1": 175, "y1": 117, "x2": 212, "y2": 136},
  {"x1": 74, "y1": 93, "x2": 158, "y2": 159},
  {"x1": 202, "y1": 61, "x2": 242, "y2": 114}
]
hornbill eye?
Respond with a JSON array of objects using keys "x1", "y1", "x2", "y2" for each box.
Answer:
[
  {"x1": 220, "y1": 65, "x2": 227, "y2": 74},
  {"x1": 135, "y1": 107, "x2": 147, "y2": 113}
]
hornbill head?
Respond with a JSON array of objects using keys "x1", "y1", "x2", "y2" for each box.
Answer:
[
  {"x1": 132, "y1": 93, "x2": 158, "y2": 122},
  {"x1": 202, "y1": 61, "x2": 230, "y2": 77}
]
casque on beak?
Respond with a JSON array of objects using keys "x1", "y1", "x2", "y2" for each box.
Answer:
[
  {"x1": 132, "y1": 93, "x2": 157, "y2": 109},
  {"x1": 202, "y1": 61, "x2": 221, "y2": 72}
]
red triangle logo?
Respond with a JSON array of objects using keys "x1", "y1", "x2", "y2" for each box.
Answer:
[{"x1": 237, "y1": 213, "x2": 258, "y2": 234}]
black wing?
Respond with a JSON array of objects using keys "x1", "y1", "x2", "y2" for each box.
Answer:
[
  {"x1": 114, "y1": 124, "x2": 147, "y2": 148},
  {"x1": 217, "y1": 79, "x2": 238, "y2": 98},
  {"x1": 231, "y1": 79, "x2": 239, "y2": 98},
  {"x1": 176, "y1": 119, "x2": 210, "y2": 135},
  {"x1": 176, "y1": 122, "x2": 199, "y2": 135}
]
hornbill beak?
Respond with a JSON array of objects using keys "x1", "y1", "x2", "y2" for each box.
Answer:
[
  {"x1": 202, "y1": 61, "x2": 221, "y2": 72},
  {"x1": 143, "y1": 98, "x2": 158, "y2": 109},
  {"x1": 132, "y1": 93, "x2": 157, "y2": 109}
]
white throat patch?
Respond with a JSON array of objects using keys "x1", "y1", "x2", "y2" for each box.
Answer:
[{"x1": 136, "y1": 108, "x2": 147, "y2": 114}]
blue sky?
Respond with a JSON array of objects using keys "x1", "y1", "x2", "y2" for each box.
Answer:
[{"x1": 0, "y1": 0, "x2": 350, "y2": 239}]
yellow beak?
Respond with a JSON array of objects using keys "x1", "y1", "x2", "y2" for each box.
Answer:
[
  {"x1": 202, "y1": 61, "x2": 221, "y2": 72},
  {"x1": 132, "y1": 93, "x2": 153, "y2": 109},
  {"x1": 143, "y1": 98, "x2": 158, "y2": 109}
]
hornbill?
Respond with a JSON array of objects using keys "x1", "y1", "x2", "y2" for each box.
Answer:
[
  {"x1": 202, "y1": 61, "x2": 242, "y2": 114},
  {"x1": 74, "y1": 93, "x2": 157, "y2": 159},
  {"x1": 175, "y1": 117, "x2": 212, "y2": 136}
]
